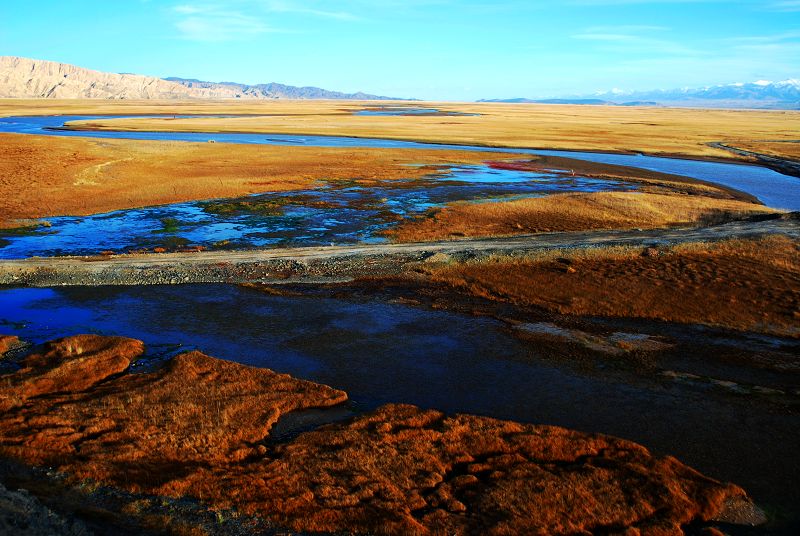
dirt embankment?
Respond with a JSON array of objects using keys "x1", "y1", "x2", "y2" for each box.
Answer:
[
  {"x1": 709, "y1": 141, "x2": 800, "y2": 178},
  {"x1": 0, "y1": 334, "x2": 761, "y2": 535},
  {"x1": 1, "y1": 216, "x2": 797, "y2": 289}
]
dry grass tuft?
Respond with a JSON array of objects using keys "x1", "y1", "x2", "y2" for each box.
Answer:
[
  {"x1": 423, "y1": 235, "x2": 800, "y2": 336},
  {"x1": 386, "y1": 191, "x2": 779, "y2": 242}
]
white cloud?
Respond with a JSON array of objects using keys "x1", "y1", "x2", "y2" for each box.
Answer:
[
  {"x1": 173, "y1": 5, "x2": 204, "y2": 14},
  {"x1": 264, "y1": 1, "x2": 360, "y2": 20},
  {"x1": 172, "y1": 4, "x2": 274, "y2": 42},
  {"x1": 170, "y1": 1, "x2": 361, "y2": 41},
  {"x1": 570, "y1": 26, "x2": 701, "y2": 56},
  {"x1": 583, "y1": 25, "x2": 669, "y2": 32},
  {"x1": 572, "y1": 33, "x2": 638, "y2": 41}
]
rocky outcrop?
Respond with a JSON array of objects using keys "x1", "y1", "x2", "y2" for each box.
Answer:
[
  {"x1": 0, "y1": 56, "x2": 225, "y2": 99},
  {"x1": 0, "y1": 335, "x2": 760, "y2": 535},
  {"x1": 0, "y1": 481, "x2": 90, "y2": 536}
]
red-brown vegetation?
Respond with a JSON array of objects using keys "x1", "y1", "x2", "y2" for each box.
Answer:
[
  {"x1": 222, "y1": 403, "x2": 749, "y2": 535},
  {"x1": 423, "y1": 236, "x2": 800, "y2": 336},
  {"x1": 0, "y1": 335, "x2": 756, "y2": 534},
  {"x1": 385, "y1": 191, "x2": 777, "y2": 242},
  {"x1": 0, "y1": 335, "x2": 143, "y2": 412},
  {"x1": 0, "y1": 335, "x2": 20, "y2": 355}
]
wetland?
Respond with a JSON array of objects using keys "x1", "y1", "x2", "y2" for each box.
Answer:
[{"x1": 0, "y1": 103, "x2": 798, "y2": 535}]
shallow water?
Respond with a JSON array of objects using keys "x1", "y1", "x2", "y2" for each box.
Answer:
[
  {"x1": 0, "y1": 164, "x2": 625, "y2": 258},
  {"x1": 1, "y1": 284, "x2": 798, "y2": 520},
  {"x1": 537, "y1": 149, "x2": 800, "y2": 211},
  {"x1": 0, "y1": 166, "x2": 631, "y2": 259},
  {"x1": 0, "y1": 115, "x2": 797, "y2": 209},
  {"x1": 354, "y1": 106, "x2": 478, "y2": 117}
]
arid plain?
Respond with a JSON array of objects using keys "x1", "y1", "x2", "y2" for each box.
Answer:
[{"x1": 0, "y1": 100, "x2": 799, "y2": 535}]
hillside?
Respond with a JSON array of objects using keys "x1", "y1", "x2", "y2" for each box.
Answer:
[
  {"x1": 165, "y1": 77, "x2": 404, "y2": 100},
  {"x1": 0, "y1": 56, "x2": 400, "y2": 100}
]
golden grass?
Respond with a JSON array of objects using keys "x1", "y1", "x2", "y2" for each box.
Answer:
[
  {"x1": 423, "y1": 235, "x2": 800, "y2": 336},
  {"x1": 385, "y1": 191, "x2": 779, "y2": 242},
  {"x1": 0, "y1": 132, "x2": 512, "y2": 227},
  {"x1": 20, "y1": 99, "x2": 795, "y2": 160}
]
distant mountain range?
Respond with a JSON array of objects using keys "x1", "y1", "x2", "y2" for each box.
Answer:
[
  {"x1": 480, "y1": 79, "x2": 800, "y2": 109},
  {"x1": 163, "y1": 77, "x2": 404, "y2": 100},
  {"x1": 0, "y1": 56, "x2": 403, "y2": 100},
  {"x1": 2, "y1": 56, "x2": 797, "y2": 108}
]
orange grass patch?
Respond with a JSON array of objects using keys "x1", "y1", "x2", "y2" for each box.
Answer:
[
  {"x1": 423, "y1": 235, "x2": 800, "y2": 337},
  {"x1": 386, "y1": 191, "x2": 779, "y2": 242}
]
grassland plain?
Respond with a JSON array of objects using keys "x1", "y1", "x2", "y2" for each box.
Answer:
[
  {"x1": 384, "y1": 191, "x2": 779, "y2": 242},
  {"x1": 0, "y1": 133, "x2": 766, "y2": 233},
  {"x1": 2, "y1": 99, "x2": 798, "y2": 160},
  {"x1": 0, "y1": 132, "x2": 511, "y2": 227},
  {"x1": 0, "y1": 98, "x2": 799, "y2": 534},
  {"x1": 39, "y1": 100, "x2": 800, "y2": 160}
]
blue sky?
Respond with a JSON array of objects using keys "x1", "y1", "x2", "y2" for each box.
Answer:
[{"x1": 1, "y1": 0, "x2": 798, "y2": 100}]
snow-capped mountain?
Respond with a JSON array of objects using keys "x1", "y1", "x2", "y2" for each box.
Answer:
[
  {"x1": 591, "y1": 79, "x2": 800, "y2": 109},
  {"x1": 481, "y1": 79, "x2": 800, "y2": 109}
]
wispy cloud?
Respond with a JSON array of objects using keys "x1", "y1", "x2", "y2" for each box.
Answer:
[
  {"x1": 568, "y1": 0, "x2": 730, "y2": 4},
  {"x1": 264, "y1": 1, "x2": 360, "y2": 20},
  {"x1": 570, "y1": 25, "x2": 701, "y2": 56},
  {"x1": 572, "y1": 33, "x2": 638, "y2": 41},
  {"x1": 768, "y1": 0, "x2": 800, "y2": 11},
  {"x1": 724, "y1": 30, "x2": 800, "y2": 43},
  {"x1": 583, "y1": 24, "x2": 668, "y2": 32},
  {"x1": 170, "y1": 1, "x2": 364, "y2": 41},
  {"x1": 573, "y1": 25, "x2": 667, "y2": 42},
  {"x1": 173, "y1": 4, "x2": 275, "y2": 41},
  {"x1": 723, "y1": 30, "x2": 800, "y2": 56}
]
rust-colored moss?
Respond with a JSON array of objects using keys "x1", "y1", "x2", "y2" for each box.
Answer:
[{"x1": 0, "y1": 335, "x2": 754, "y2": 534}]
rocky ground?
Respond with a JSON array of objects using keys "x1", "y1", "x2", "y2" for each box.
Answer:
[
  {"x1": 0, "y1": 480, "x2": 91, "y2": 536},
  {"x1": 0, "y1": 334, "x2": 767, "y2": 535},
  {"x1": 0, "y1": 215, "x2": 796, "y2": 288}
]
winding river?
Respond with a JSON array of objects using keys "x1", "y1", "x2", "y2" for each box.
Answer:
[
  {"x1": 1, "y1": 115, "x2": 798, "y2": 210},
  {"x1": 1, "y1": 115, "x2": 799, "y2": 525},
  {"x1": 0, "y1": 115, "x2": 798, "y2": 258}
]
